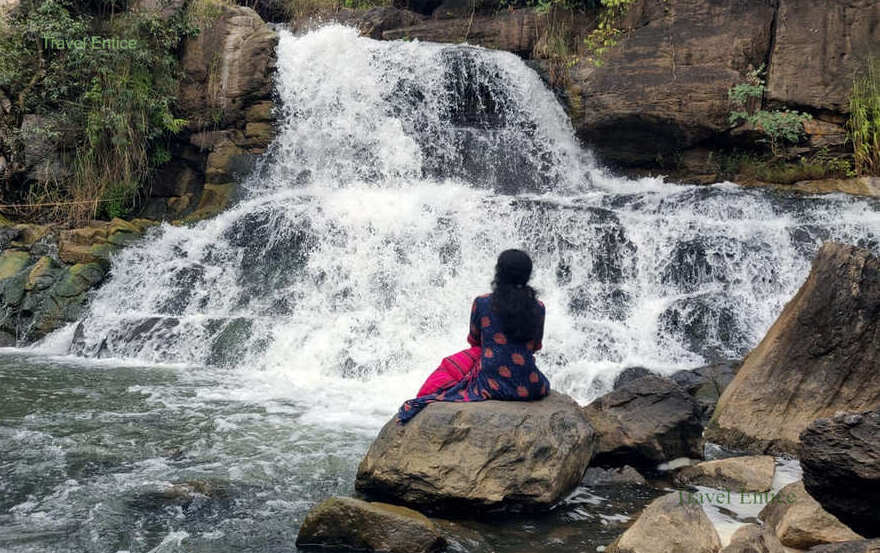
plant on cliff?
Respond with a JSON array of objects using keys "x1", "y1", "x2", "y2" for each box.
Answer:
[
  {"x1": 728, "y1": 65, "x2": 812, "y2": 157},
  {"x1": 582, "y1": 0, "x2": 636, "y2": 66},
  {"x1": 847, "y1": 57, "x2": 880, "y2": 176},
  {"x1": 0, "y1": 0, "x2": 196, "y2": 225}
]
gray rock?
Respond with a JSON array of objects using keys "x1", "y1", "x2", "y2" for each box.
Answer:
[
  {"x1": 607, "y1": 492, "x2": 722, "y2": 553},
  {"x1": 583, "y1": 375, "x2": 704, "y2": 468},
  {"x1": 674, "y1": 456, "x2": 775, "y2": 493},
  {"x1": 801, "y1": 410, "x2": 880, "y2": 538},
  {"x1": 721, "y1": 524, "x2": 785, "y2": 553},
  {"x1": 355, "y1": 391, "x2": 596, "y2": 513},
  {"x1": 583, "y1": 465, "x2": 647, "y2": 486},
  {"x1": 759, "y1": 481, "x2": 863, "y2": 549},
  {"x1": 808, "y1": 540, "x2": 880, "y2": 553},
  {"x1": 296, "y1": 496, "x2": 445, "y2": 553}
]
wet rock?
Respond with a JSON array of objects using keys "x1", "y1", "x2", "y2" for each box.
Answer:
[
  {"x1": 296, "y1": 496, "x2": 445, "y2": 553},
  {"x1": 800, "y1": 410, "x2": 880, "y2": 538},
  {"x1": 355, "y1": 392, "x2": 595, "y2": 513},
  {"x1": 583, "y1": 375, "x2": 703, "y2": 468},
  {"x1": 721, "y1": 524, "x2": 785, "y2": 553},
  {"x1": 613, "y1": 367, "x2": 656, "y2": 390},
  {"x1": 674, "y1": 455, "x2": 775, "y2": 493},
  {"x1": 759, "y1": 481, "x2": 863, "y2": 550},
  {"x1": 583, "y1": 465, "x2": 647, "y2": 486},
  {"x1": 706, "y1": 243, "x2": 880, "y2": 455},
  {"x1": 331, "y1": 6, "x2": 425, "y2": 39},
  {"x1": 670, "y1": 360, "x2": 741, "y2": 419},
  {"x1": 808, "y1": 540, "x2": 880, "y2": 553},
  {"x1": 607, "y1": 492, "x2": 722, "y2": 553}
]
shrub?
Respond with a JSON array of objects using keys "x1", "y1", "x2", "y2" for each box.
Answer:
[
  {"x1": 0, "y1": 0, "x2": 197, "y2": 226},
  {"x1": 848, "y1": 57, "x2": 880, "y2": 176},
  {"x1": 728, "y1": 65, "x2": 812, "y2": 157}
]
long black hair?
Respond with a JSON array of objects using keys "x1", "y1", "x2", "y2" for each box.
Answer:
[{"x1": 490, "y1": 249, "x2": 539, "y2": 343}]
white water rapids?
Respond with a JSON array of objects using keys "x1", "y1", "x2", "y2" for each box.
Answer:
[{"x1": 49, "y1": 25, "x2": 880, "y2": 429}]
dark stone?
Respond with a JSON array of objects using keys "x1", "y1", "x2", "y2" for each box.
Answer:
[
  {"x1": 808, "y1": 541, "x2": 880, "y2": 553},
  {"x1": 801, "y1": 410, "x2": 880, "y2": 539},
  {"x1": 582, "y1": 465, "x2": 648, "y2": 486},
  {"x1": 613, "y1": 366, "x2": 656, "y2": 390},
  {"x1": 670, "y1": 360, "x2": 742, "y2": 419},
  {"x1": 583, "y1": 375, "x2": 704, "y2": 468}
]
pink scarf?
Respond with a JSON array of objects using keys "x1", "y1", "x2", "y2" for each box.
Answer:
[{"x1": 416, "y1": 346, "x2": 482, "y2": 398}]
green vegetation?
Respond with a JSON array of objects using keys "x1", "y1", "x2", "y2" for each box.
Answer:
[
  {"x1": 847, "y1": 57, "x2": 880, "y2": 176},
  {"x1": 715, "y1": 149, "x2": 853, "y2": 185},
  {"x1": 582, "y1": 0, "x2": 635, "y2": 66},
  {"x1": 728, "y1": 65, "x2": 812, "y2": 156},
  {"x1": 0, "y1": 0, "x2": 198, "y2": 226}
]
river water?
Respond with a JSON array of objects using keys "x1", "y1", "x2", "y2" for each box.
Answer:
[{"x1": 1, "y1": 25, "x2": 879, "y2": 553}]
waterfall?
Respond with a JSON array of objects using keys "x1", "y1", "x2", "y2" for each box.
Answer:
[{"x1": 63, "y1": 25, "x2": 880, "y2": 425}]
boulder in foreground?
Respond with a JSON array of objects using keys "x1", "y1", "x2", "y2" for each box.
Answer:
[
  {"x1": 759, "y1": 481, "x2": 862, "y2": 549},
  {"x1": 674, "y1": 455, "x2": 775, "y2": 493},
  {"x1": 583, "y1": 375, "x2": 703, "y2": 468},
  {"x1": 706, "y1": 243, "x2": 880, "y2": 455},
  {"x1": 801, "y1": 409, "x2": 880, "y2": 538},
  {"x1": 808, "y1": 540, "x2": 880, "y2": 553},
  {"x1": 607, "y1": 492, "x2": 722, "y2": 553},
  {"x1": 296, "y1": 496, "x2": 445, "y2": 553},
  {"x1": 355, "y1": 392, "x2": 596, "y2": 513},
  {"x1": 720, "y1": 523, "x2": 785, "y2": 553}
]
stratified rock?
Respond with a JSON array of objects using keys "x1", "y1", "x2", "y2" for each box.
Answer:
[
  {"x1": 179, "y1": 5, "x2": 277, "y2": 131},
  {"x1": 296, "y1": 497, "x2": 445, "y2": 553},
  {"x1": 583, "y1": 465, "x2": 647, "y2": 486},
  {"x1": 670, "y1": 360, "x2": 741, "y2": 419},
  {"x1": 382, "y1": 9, "x2": 540, "y2": 56},
  {"x1": 355, "y1": 392, "x2": 595, "y2": 513},
  {"x1": 607, "y1": 492, "x2": 722, "y2": 553},
  {"x1": 766, "y1": 0, "x2": 880, "y2": 113},
  {"x1": 331, "y1": 7, "x2": 425, "y2": 39},
  {"x1": 706, "y1": 243, "x2": 880, "y2": 455},
  {"x1": 675, "y1": 456, "x2": 775, "y2": 493},
  {"x1": 583, "y1": 375, "x2": 703, "y2": 468},
  {"x1": 759, "y1": 481, "x2": 863, "y2": 549},
  {"x1": 569, "y1": 0, "x2": 775, "y2": 166},
  {"x1": 801, "y1": 410, "x2": 880, "y2": 538},
  {"x1": 721, "y1": 524, "x2": 785, "y2": 553},
  {"x1": 808, "y1": 540, "x2": 880, "y2": 553}
]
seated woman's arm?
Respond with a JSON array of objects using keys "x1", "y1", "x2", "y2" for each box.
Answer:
[{"x1": 467, "y1": 298, "x2": 481, "y2": 347}]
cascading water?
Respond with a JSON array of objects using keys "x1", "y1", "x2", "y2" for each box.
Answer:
[
  {"x1": 2, "y1": 24, "x2": 879, "y2": 553},
  {"x1": 68, "y1": 25, "x2": 879, "y2": 418}
]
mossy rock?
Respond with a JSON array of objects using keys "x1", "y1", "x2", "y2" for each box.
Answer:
[
  {"x1": 245, "y1": 101, "x2": 273, "y2": 122},
  {"x1": 0, "y1": 251, "x2": 31, "y2": 280},
  {"x1": 25, "y1": 256, "x2": 63, "y2": 291},
  {"x1": 52, "y1": 263, "x2": 106, "y2": 298}
]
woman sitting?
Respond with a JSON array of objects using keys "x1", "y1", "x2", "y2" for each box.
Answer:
[{"x1": 397, "y1": 249, "x2": 550, "y2": 424}]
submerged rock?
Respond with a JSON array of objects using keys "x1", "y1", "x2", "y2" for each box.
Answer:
[
  {"x1": 296, "y1": 497, "x2": 445, "y2": 553},
  {"x1": 583, "y1": 375, "x2": 703, "y2": 468},
  {"x1": 801, "y1": 410, "x2": 880, "y2": 538},
  {"x1": 706, "y1": 243, "x2": 880, "y2": 455},
  {"x1": 721, "y1": 524, "x2": 785, "y2": 553},
  {"x1": 355, "y1": 392, "x2": 595, "y2": 513},
  {"x1": 583, "y1": 465, "x2": 647, "y2": 486},
  {"x1": 607, "y1": 492, "x2": 722, "y2": 553},
  {"x1": 674, "y1": 455, "x2": 775, "y2": 493},
  {"x1": 759, "y1": 481, "x2": 862, "y2": 549}
]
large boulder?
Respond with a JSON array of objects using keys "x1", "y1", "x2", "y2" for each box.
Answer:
[
  {"x1": 674, "y1": 455, "x2": 776, "y2": 493},
  {"x1": 582, "y1": 375, "x2": 703, "y2": 468},
  {"x1": 607, "y1": 492, "x2": 722, "y2": 553},
  {"x1": 809, "y1": 541, "x2": 880, "y2": 553},
  {"x1": 670, "y1": 360, "x2": 741, "y2": 420},
  {"x1": 721, "y1": 524, "x2": 786, "y2": 553},
  {"x1": 759, "y1": 481, "x2": 863, "y2": 549},
  {"x1": 706, "y1": 243, "x2": 880, "y2": 455},
  {"x1": 355, "y1": 391, "x2": 596, "y2": 513},
  {"x1": 800, "y1": 410, "x2": 880, "y2": 538},
  {"x1": 296, "y1": 496, "x2": 445, "y2": 553},
  {"x1": 178, "y1": 5, "x2": 277, "y2": 131},
  {"x1": 766, "y1": 0, "x2": 880, "y2": 114},
  {"x1": 568, "y1": 0, "x2": 775, "y2": 166}
]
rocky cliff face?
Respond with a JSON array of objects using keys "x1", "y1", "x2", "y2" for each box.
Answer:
[{"x1": 336, "y1": 0, "x2": 879, "y2": 181}]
